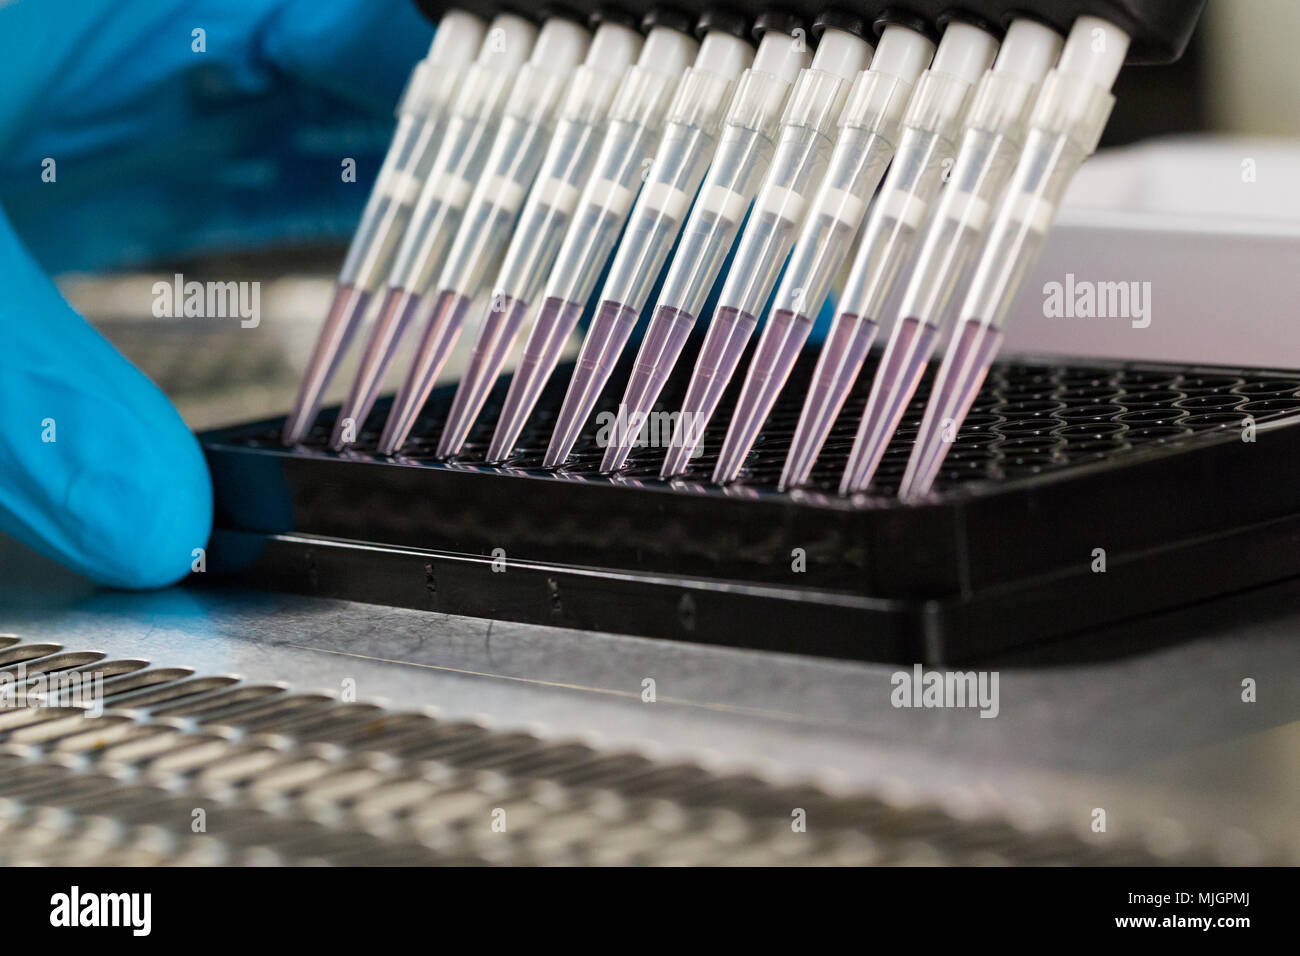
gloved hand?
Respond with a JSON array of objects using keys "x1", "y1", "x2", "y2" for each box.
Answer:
[{"x1": 0, "y1": 0, "x2": 433, "y2": 588}]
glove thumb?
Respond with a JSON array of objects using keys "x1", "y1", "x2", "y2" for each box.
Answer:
[{"x1": 0, "y1": 208, "x2": 212, "y2": 588}]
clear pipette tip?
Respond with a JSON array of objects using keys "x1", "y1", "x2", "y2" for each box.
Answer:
[
  {"x1": 712, "y1": 308, "x2": 814, "y2": 484},
  {"x1": 283, "y1": 283, "x2": 371, "y2": 445},
  {"x1": 545, "y1": 299, "x2": 641, "y2": 467},
  {"x1": 437, "y1": 295, "x2": 534, "y2": 458},
  {"x1": 839, "y1": 316, "x2": 942, "y2": 493},
  {"x1": 660, "y1": 305, "x2": 756, "y2": 478},
  {"x1": 779, "y1": 312, "x2": 879, "y2": 490},
  {"x1": 897, "y1": 318, "x2": 1003, "y2": 500},
  {"x1": 375, "y1": 289, "x2": 474, "y2": 455},
  {"x1": 329, "y1": 287, "x2": 423, "y2": 450},
  {"x1": 599, "y1": 304, "x2": 697, "y2": 473},
  {"x1": 487, "y1": 296, "x2": 586, "y2": 463}
]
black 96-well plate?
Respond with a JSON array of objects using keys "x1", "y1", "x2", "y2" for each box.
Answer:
[{"x1": 201, "y1": 343, "x2": 1300, "y2": 664}]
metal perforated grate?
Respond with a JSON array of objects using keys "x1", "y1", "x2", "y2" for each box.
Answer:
[
  {"x1": 0, "y1": 636, "x2": 1231, "y2": 865},
  {"x1": 268, "y1": 352, "x2": 1300, "y2": 497}
]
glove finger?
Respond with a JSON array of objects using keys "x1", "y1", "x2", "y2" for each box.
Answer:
[{"x1": 0, "y1": 209, "x2": 212, "y2": 589}]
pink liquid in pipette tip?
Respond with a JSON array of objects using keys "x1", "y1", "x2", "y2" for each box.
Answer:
[
  {"x1": 659, "y1": 305, "x2": 757, "y2": 478},
  {"x1": 437, "y1": 295, "x2": 533, "y2": 458},
  {"x1": 487, "y1": 296, "x2": 586, "y2": 464},
  {"x1": 331, "y1": 287, "x2": 423, "y2": 449},
  {"x1": 714, "y1": 308, "x2": 814, "y2": 484},
  {"x1": 374, "y1": 289, "x2": 472, "y2": 455},
  {"x1": 600, "y1": 304, "x2": 697, "y2": 473},
  {"x1": 779, "y1": 312, "x2": 879, "y2": 491},
  {"x1": 899, "y1": 318, "x2": 1004, "y2": 500},
  {"x1": 283, "y1": 282, "x2": 371, "y2": 445},
  {"x1": 546, "y1": 299, "x2": 640, "y2": 468},
  {"x1": 840, "y1": 316, "x2": 941, "y2": 494}
]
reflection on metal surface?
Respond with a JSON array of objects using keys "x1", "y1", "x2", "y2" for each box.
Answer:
[{"x1": 0, "y1": 636, "x2": 1253, "y2": 866}]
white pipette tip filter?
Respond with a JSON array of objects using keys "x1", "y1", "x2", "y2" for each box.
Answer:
[
  {"x1": 870, "y1": 22, "x2": 937, "y2": 81},
  {"x1": 427, "y1": 10, "x2": 489, "y2": 63},
  {"x1": 587, "y1": 19, "x2": 643, "y2": 68},
  {"x1": 994, "y1": 18, "x2": 1064, "y2": 81},
  {"x1": 480, "y1": 13, "x2": 538, "y2": 66},
  {"x1": 642, "y1": 24, "x2": 700, "y2": 76},
  {"x1": 811, "y1": 26, "x2": 875, "y2": 79},
  {"x1": 752, "y1": 25, "x2": 812, "y2": 82},
  {"x1": 530, "y1": 17, "x2": 592, "y2": 69},
  {"x1": 1058, "y1": 16, "x2": 1129, "y2": 89},
  {"x1": 696, "y1": 29, "x2": 754, "y2": 78},
  {"x1": 930, "y1": 18, "x2": 1000, "y2": 83}
]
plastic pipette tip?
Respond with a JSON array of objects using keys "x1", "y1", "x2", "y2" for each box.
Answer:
[
  {"x1": 599, "y1": 304, "x2": 697, "y2": 474},
  {"x1": 897, "y1": 318, "x2": 1005, "y2": 500},
  {"x1": 712, "y1": 308, "x2": 814, "y2": 485},
  {"x1": 282, "y1": 283, "x2": 372, "y2": 445},
  {"x1": 486, "y1": 296, "x2": 585, "y2": 464},
  {"x1": 839, "y1": 316, "x2": 942, "y2": 494},
  {"x1": 659, "y1": 305, "x2": 757, "y2": 478},
  {"x1": 778, "y1": 313, "x2": 879, "y2": 491},
  {"x1": 544, "y1": 299, "x2": 641, "y2": 468},
  {"x1": 374, "y1": 290, "x2": 473, "y2": 456},
  {"x1": 437, "y1": 295, "x2": 532, "y2": 459},
  {"x1": 329, "y1": 287, "x2": 423, "y2": 450}
]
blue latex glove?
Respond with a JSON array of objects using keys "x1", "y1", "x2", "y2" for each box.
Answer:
[{"x1": 0, "y1": 0, "x2": 433, "y2": 588}]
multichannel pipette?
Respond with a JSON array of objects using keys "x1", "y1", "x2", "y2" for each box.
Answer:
[
  {"x1": 598, "y1": 11, "x2": 811, "y2": 474},
  {"x1": 709, "y1": 21, "x2": 936, "y2": 484},
  {"x1": 482, "y1": 16, "x2": 705, "y2": 464},
  {"x1": 330, "y1": 14, "x2": 593, "y2": 450},
  {"x1": 658, "y1": 15, "x2": 875, "y2": 478},
  {"x1": 380, "y1": 16, "x2": 646, "y2": 457},
  {"x1": 542, "y1": 13, "x2": 772, "y2": 468},
  {"x1": 900, "y1": 16, "x2": 1130, "y2": 500},
  {"x1": 839, "y1": 18, "x2": 1063, "y2": 494},
  {"x1": 281, "y1": 9, "x2": 486, "y2": 445},
  {"x1": 778, "y1": 18, "x2": 1001, "y2": 491}
]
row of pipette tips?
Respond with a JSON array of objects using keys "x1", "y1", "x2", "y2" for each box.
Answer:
[{"x1": 285, "y1": 5, "x2": 1129, "y2": 502}]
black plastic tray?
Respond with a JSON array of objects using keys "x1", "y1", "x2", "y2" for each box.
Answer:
[
  {"x1": 412, "y1": 1, "x2": 1206, "y2": 64},
  {"x1": 202, "y1": 345, "x2": 1300, "y2": 664}
]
